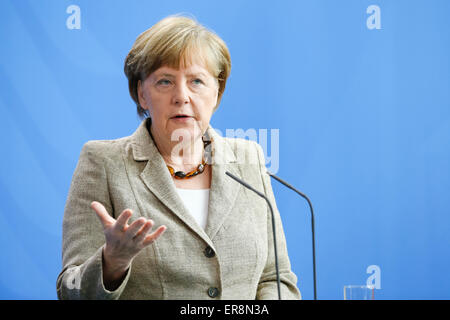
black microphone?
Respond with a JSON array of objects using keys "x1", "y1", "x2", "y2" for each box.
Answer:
[
  {"x1": 267, "y1": 171, "x2": 317, "y2": 300},
  {"x1": 225, "y1": 171, "x2": 282, "y2": 300}
]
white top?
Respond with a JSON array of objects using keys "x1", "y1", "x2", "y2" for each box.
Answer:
[{"x1": 175, "y1": 188, "x2": 210, "y2": 230}]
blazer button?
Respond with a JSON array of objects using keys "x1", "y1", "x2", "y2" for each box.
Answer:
[
  {"x1": 208, "y1": 287, "x2": 220, "y2": 298},
  {"x1": 204, "y1": 246, "x2": 215, "y2": 258}
]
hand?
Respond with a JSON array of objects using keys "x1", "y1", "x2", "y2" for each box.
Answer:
[{"x1": 91, "y1": 201, "x2": 167, "y2": 271}]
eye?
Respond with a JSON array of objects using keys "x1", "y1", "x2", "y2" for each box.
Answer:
[
  {"x1": 156, "y1": 79, "x2": 171, "y2": 86},
  {"x1": 192, "y1": 78, "x2": 204, "y2": 85}
]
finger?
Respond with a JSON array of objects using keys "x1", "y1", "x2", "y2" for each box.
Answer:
[
  {"x1": 133, "y1": 220, "x2": 154, "y2": 243},
  {"x1": 142, "y1": 225, "x2": 167, "y2": 247},
  {"x1": 124, "y1": 217, "x2": 147, "y2": 239},
  {"x1": 91, "y1": 201, "x2": 115, "y2": 229},
  {"x1": 114, "y1": 209, "x2": 133, "y2": 232}
]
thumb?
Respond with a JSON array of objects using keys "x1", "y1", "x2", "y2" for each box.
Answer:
[{"x1": 91, "y1": 201, "x2": 115, "y2": 229}]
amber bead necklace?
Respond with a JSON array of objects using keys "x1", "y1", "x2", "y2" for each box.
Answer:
[{"x1": 167, "y1": 158, "x2": 207, "y2": 179}]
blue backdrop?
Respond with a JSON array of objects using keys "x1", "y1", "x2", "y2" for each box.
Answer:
[{"x1": 0, "y1": 0, "x2": 449, "y2": 300}]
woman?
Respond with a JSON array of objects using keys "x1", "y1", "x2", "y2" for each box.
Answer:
[{"x1": 57, "y1": 15, "x2": 301, "y2": 300}]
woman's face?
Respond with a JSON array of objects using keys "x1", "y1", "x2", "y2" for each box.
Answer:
[{"x1": 138, "y1": 63, "x2": 219, "y2": 145}]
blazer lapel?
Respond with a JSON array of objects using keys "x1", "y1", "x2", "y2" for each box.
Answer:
[{"x1": 204, "y1": 127, "x2": 243, "y2": 241}]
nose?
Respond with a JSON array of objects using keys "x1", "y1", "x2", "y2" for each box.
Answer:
[{"x1": 172, "y1": 82, "x2": 189, "y2": 105}]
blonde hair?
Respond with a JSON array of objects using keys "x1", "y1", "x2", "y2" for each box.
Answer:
[{"x1": 124, "y1": 14, "x2": 232, "y2": 119}]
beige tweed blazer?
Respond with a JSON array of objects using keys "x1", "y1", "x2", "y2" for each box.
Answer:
[{"x1": 57, "y1": 118, "x2": 301, "y2": 300}]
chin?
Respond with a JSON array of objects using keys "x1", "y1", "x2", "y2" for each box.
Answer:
[{"x1": 169, "y1": 125, "x2": 201, "y2": 141}]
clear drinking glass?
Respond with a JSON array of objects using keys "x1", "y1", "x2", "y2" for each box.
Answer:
[{"x1": 343, "y1": 285, "x2": 375, "y2": 300}]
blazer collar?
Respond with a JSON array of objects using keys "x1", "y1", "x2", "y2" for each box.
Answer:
[{"x1": 129, "y1": 118, "x2": 242, "y2": 246}]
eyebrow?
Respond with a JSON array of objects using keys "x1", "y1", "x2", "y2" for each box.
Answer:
[
  {"x1": 158, "y1": 73, "x2": 175, "y2": 78},
  {"x1": 157, "y1": 72, "x2": 208, "y2": 78}
]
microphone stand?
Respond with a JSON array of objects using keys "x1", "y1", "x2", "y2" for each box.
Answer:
[
  {"x1": 225, "y1": 171, "x2": 282, "y2": 300},
  {"x1": 267, "y1": 172, "x2": 317, "y2": 300}
]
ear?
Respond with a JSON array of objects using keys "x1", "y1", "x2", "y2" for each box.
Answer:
[{"x1": 137, "y1": 79, "x2": 147, "y2": 110}]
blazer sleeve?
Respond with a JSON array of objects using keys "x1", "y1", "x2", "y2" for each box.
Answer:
[
  {"x1": 56, "y1": 141, "x2": 131, "y2": 300},
  {"x1": 253, "y1": 142, "x2": 302, "y2": 300}
]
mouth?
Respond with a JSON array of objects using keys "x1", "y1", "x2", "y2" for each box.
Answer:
[
  {"x1": 170, "y1": 114, "x2": 194, "y2": 122},
  {"x1": 171, "y1": 114, "x2": 191, "y2": 118}
]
